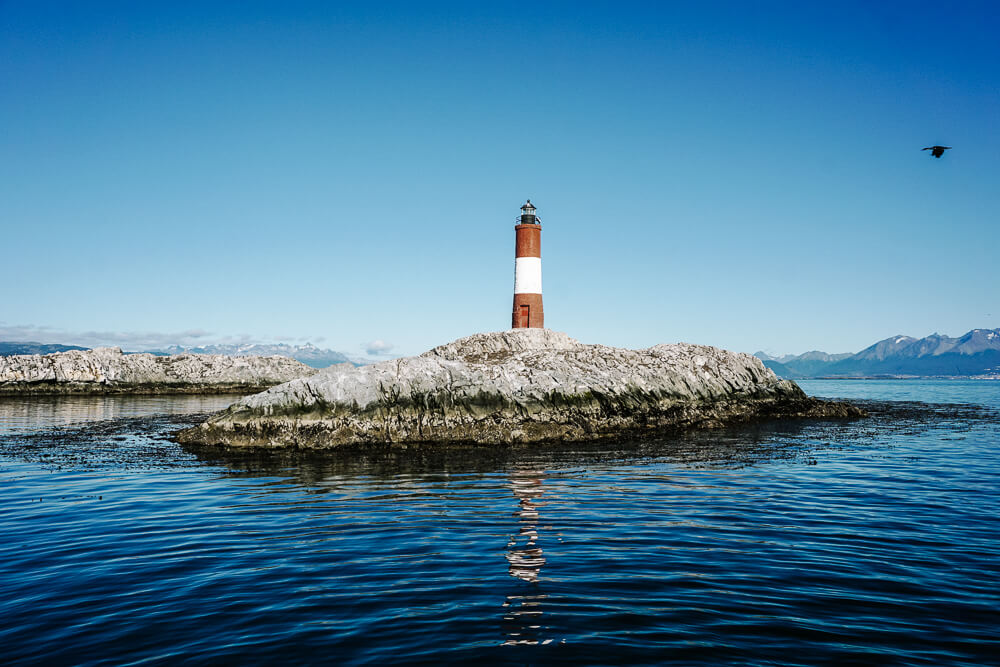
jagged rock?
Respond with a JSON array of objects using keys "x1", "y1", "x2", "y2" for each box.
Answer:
[
  {"x1": 0, "y1": 347, "x2": 317, "y2": 394},
  {"x1": 177, "y1": 329, "x2": 864, "y2": 449}
]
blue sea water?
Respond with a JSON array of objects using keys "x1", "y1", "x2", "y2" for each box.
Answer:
[{"x1": 1, "y1": 381, "x2": 998, "y2": 665}]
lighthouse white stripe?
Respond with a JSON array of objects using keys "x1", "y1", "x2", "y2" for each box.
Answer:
[{"x1": 514, "y1": 257, "x2": 542, "y2": 294}]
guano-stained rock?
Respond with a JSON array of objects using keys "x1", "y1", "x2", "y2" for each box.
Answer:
[
  {"x1": 0, "y1": 347, "x2": 317, "y2": 394},
  {"x1": 177, "y1": 329, "x2": 864, "y2": 449}
]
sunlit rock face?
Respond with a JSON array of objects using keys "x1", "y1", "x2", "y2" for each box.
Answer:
[
  {"x1": 177, "y1": 329, "x2": 863, "y2": 449},
  {"x1": 0, "y1": 347, "x2": 316, "y2": 394}
]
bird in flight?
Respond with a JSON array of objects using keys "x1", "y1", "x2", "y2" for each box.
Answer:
[{"x1": 922, "y1": 145, "x2": 952, "y2": 158}]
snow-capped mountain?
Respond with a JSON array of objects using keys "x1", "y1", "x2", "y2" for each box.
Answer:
[{"x1": 756, "y1": 328, "x2": 1000, "y2": 378}]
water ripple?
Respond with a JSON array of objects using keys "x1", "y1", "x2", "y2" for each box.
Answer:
[{"x1": 1, "y1": 388, "x2": 999, "y2": 664}]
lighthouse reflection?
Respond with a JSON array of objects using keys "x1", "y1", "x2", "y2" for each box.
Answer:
[{"x1": 501, "y1": 466, "x2": 554, "y2": 646}]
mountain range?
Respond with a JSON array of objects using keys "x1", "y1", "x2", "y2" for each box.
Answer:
[
  {"x1": 756, "y1": 329, "x2": 1000, "y2": 378},
  {"x1": 6, "y1": 329, "x2": 1000, "y2": 377}
]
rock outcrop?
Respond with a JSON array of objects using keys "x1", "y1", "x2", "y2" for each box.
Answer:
[
  {"x1": 177, "y1": 330, "x2": 863, "y2": 449},
  {"x1": 0, "y1": 347, "x2": 317, "y2": 394}
]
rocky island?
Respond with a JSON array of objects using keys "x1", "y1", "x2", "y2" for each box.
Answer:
[
  {"x1": 0, "y1": 347, "x2": 317, "y2": 394},
  {"x1": 177, "y1": 329, "x2": 862, "y2": 449}
]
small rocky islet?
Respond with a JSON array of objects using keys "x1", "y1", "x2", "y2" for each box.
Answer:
[
  {"x1": 0, "y1": 346, "x2": 316, "y2": 394},
  {"x1": 177, "y1": 329, "x2": 864, "y2": 449}
]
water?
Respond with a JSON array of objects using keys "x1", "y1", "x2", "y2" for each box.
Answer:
[{"x1": 1, "y1": 382, "x2": 999, "y2": 665}]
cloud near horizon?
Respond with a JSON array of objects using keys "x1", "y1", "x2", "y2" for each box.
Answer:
[
  {"x1": 364, "y1": 339, "x2": 394, "y2": 356},
  {"x1": 0, "y1": 323, "x2": 221, "y2": 351}
]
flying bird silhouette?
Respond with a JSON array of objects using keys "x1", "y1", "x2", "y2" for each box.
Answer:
[{"x1": 922, "y1": 145, "x2": 951, "y2": 158}]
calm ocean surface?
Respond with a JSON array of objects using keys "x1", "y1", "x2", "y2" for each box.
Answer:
[{"x1": 1, "y1": 380, "x2": 998, "y2": 665}]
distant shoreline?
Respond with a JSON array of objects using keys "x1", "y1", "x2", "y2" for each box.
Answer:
[{"x1": 804, "y1": 375, "x2": 1000, "y2": 381}]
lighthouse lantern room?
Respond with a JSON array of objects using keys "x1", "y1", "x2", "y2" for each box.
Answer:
[
  {"x1": 512, "y1": 200, "x2": 544, "y2": 329},
  {"x1": 520, "y1": 200, "x2": 537, "y2": 224}
]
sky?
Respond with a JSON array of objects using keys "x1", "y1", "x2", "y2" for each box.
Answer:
[{"x1": 2, "y1": 1, "x2": 998, "y2": 358}]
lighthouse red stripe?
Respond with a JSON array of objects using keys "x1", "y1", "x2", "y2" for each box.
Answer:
[{"x1": 515, "y1": 225, "x2": 541, "y2": 257}]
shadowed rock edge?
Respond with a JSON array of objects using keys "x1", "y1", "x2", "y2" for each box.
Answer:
[{"x1": 177, "y1": 330, "x2": 865, "y2": 449}]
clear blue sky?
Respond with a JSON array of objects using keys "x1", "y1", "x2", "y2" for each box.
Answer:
[{"x1": 2, "y1": 1, "x2": 998, "y2": 357}]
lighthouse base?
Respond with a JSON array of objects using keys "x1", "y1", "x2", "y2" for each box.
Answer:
[{"x1": 512, "y1": 293, "x2": 544, "y2": 329}]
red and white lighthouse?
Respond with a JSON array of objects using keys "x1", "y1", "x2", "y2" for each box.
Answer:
[{"x1": 512, "y1": 200, "x2": 543, "y2": 329}]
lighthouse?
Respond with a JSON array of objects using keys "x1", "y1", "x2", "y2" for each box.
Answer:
[{"x1": 512, "y1": 200, "x2": 543, "y2": 329}]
